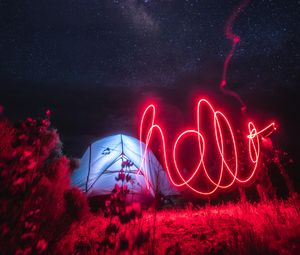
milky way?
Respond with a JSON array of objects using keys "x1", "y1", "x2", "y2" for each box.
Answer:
[{"x1": 0, "y1": 0, "x2": 299, "y2": 157}]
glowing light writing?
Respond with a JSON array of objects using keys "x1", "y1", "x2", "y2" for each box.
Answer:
[
  {"x1": 137, "y1": 0, "x2": 277, "y2": 197},
  {"x1": 139, "y1": 99, "x2": 276, "y2": 196},
  {"x1": 220, "y1": 0, "x2": 251, "y2": 112}
]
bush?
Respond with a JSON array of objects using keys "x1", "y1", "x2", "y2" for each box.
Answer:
[{"x1": 0, "y1": 115, "x2": 88, "y2": 254}]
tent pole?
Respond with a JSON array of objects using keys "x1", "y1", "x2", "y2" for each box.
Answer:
[
  {"x1": 87, "y1": 155, "x2": 122, "y2": 191},
  {"x1": 86, "y1": 145, "x2": 92, "y2": 192},
  {"x1": 121, "y1": 134, "x2": 124, "y2": 155}
]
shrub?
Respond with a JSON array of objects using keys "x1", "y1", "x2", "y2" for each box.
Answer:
[{"x1": 0, "y1": 114, "x2": 88, "y2": 254}]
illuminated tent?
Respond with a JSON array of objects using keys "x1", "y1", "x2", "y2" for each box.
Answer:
[{"x1": 71, "y1": 134, "x2": 177, "y2": 198}]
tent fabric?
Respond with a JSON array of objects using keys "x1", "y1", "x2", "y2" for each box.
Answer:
[{"x1": 71, "y1": 134, "x2": 178, "y2": 197}]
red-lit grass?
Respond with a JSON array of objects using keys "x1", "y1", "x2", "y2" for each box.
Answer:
[{"x1": 56, "y1": 197, "x2": 300, "y2": 254}]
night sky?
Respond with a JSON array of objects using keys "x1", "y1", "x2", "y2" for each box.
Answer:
[{"x1": 0, "y1": 0, "x2": 299, "y2": 160}]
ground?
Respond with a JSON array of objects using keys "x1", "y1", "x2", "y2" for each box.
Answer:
[{"x1": 57, "y1": 197, "x2": 300, "y2": 254}]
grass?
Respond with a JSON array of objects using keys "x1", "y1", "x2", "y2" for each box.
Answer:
[{"x1": 56, "y1": 196, "x2": 300, "y2": 254}]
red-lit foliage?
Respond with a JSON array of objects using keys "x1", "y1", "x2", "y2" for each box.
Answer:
[
  {"x1": 139, "y1": 99, "x2": 276, "y2": 196},
  {"x1": 56, "y1": 198, "x2": 300, "y2": 254},
  {"x1": 0, "y1": 113, "x2": 296, "y2": 255},
  {"x1": 0, "y1": 116, "x2": 88, "y2": 254}
]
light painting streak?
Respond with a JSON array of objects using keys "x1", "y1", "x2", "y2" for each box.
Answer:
[
  {"x1": 139, "y1": 99, "x2": 276, "y2": 196},
  {"x1": 220, "y1": 0, "x2": 251, "y2": 112}
]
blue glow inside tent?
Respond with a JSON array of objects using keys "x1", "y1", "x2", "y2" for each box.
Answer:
[{"x1": 71, "y1": 134, "x2": 178, "y2": 198}]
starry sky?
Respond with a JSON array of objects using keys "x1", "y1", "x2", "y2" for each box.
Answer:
[{"x1": 0, "y1": 0, "x2": 299, "y2": 158}]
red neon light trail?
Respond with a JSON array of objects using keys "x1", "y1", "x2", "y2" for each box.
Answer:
[
  {"x1": 220, "y1": 0, "x2": 251, "y2": 112},
  {"x1": 139, "y1": 99, "x2": 276, "y2": 196},
  {"x1": 138, "y1": 0, "x2": 276, "y2": 196}
]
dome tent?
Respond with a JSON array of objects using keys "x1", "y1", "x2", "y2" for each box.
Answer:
[{"x1": 71, "y1": 134, "x2": 177, "y2": 199}]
